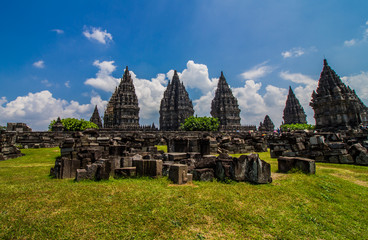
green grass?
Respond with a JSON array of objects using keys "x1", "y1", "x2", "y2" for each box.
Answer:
[{"x1": 0, "y1": 148, "x2": 367, "y2": 239}]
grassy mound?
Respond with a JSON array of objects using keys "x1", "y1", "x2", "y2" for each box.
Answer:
[{"x1": 0, "y1": 148, "x2": 367, "y2": 239}]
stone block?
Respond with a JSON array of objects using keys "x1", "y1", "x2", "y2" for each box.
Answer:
[
  {"x1": 195, "y1": 155, "x2": 216, "y2": 169},
  {"x1": 356, "y1": 152, "x2": 368, "y2": 166},
  {"x1": 215, "y1": 159, "x2": 234, "y2": 181},
  {"x1": 278, "y1": 156, "x2": 315, "y2": 174},
  {"x1": 114, "y1": 167, "x2": 136, "y2": 178},
  {"x1": 339, "y1": 154, "x2": 354, "y2": 164},
  {"x1": 75, "y1": 169, "x2": 87, "y2": 182},
  {"x1": 193, "y1": 168, "x2": 214, "y2": 182},
  {"x1": 168, "y1": 153, "x2": 187, "y2": 161},
  {"x1": 168, "y1": 164, "x2": 188, "y2": 185},
  {"x1": 133, "y1": 159, "x2": 162, "y2": 177},
  {"x1": 86, "y1": 164, "x2": 98, "y2": 180},
  {"x1": 61, "y1": 158, "x2": 72, "y2": 178},
  {"x1": 245, "y1": 154, "x2": 272, "y2": 184}
]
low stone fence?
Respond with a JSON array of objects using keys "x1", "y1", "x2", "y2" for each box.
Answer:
[{"x1": 268, "y1": 130, "x2": 368, "y2": 165}]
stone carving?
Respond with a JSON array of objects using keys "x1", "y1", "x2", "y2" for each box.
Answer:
[
  {"x1": 283, "y1": 86, "x2": 307, "y2": 124},
  {"x1": 51, "y1": 117, "x2": 64, "y2": 132},
  {"x1": 90, "y1": 105, "x2": 103, "y2": 129},
  {"x1": 259, "y1": 115, "x2": 275, "y2": 131},
  {"x1": 310, "y1": 59, "x2": 368, "y2": 130},
  {"x1": 159, "y1": 70, "x2": 194, "y2": 130},
  {"x1": 104, "y1": 66, "x2": 140, "y2": 129},
  {"x1": 211, "y1": 72, "x2": 241, "y2": 128}
]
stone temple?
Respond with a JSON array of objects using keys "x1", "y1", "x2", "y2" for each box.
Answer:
[
  {"x1": 90, "y1": 105, "x2": 103, "y2": 129},
  {"x1": 104, "y1": 66, "x2": 140, "y2": 129},
  {"x1": 159, "y1": 70, "x2": 194, "y2": 130},
  {"x1": 259, "y1": 115, "x2": 274, "y2": 131},
  {"x1": 283, "y1": 86, "x2": 307, "y2": 124},
  {"x1": 310, "y1": 59, "x2": 368, "y2": 130},
  {"x1": 211, "y1": 72, "x2": 241, "y2": 128}
]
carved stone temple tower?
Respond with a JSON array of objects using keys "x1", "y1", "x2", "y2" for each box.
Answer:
[
  {"x1": 259, "y1": 115, "x2": 275, "y2": 131},
  {"x1": 283, "y1": 86, "x2": 307, "y2": 125},
  {"x1": 211, "y1": 71, "x2": 241, "y2": 128},
  {"x1": 103, "y1": 66, "x2": 140, "y2": 129},
  {"x1": 159, "y1": 70, "x2": 194, "y2": 130},
  {"x1": 310, "y1": 59, "x2": 368, "y2": 130},
  {"x1": 90, "y1": 105, "x2": 103, "y2": 129}
]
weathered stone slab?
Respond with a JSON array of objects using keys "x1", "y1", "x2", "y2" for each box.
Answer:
[
  {"x1": 75, "y1": 169, "x2": 87, "y2": 182},
  {"x1": 278, "y1": 156, "x2": 315, "y2": 174},
  {"x1": 193, "y1": 168, "x2": 214, "y2": 182},
  {"x1": 168, "y1": 153, "x2": 187, "y2": 161},
  {"x1": 133, "y1": 159, "x2": 162, "y2": 177},
  {"x1": 195, "y1": 155, "x2": 216, "y2": 169},
  {"x1": 168, "y1": 164, "x2": 188, "y2": 185},
  {"x1": 245, "y1": 154, "x2": 272, "y2": 184},
  {"x1": 114, "y1": 167, "x2": 136, "y2": 178}
]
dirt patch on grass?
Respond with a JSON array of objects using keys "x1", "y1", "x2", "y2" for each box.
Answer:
[
  {"x1": 319, "y1": 165, "x2": 368, "y2": 187},
  {"x1": 271, "y1": 172, "x2": 288, "y2": 180},
  {"x1": 331, "y1": 173, "x2": 368, "y2": 187}
]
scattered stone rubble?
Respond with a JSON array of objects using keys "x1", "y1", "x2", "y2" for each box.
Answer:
[
  {"x1": 0, "y1": 130, "x2": 23, "y2": 160},
  {"x1": 268, "y1": 130, "x2": 368, "y2": 166}
]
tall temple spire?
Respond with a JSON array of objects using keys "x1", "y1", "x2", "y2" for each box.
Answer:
[
  {"x1": 103, "y1": 66, "x2": 140, "y2": 129},
  {"x1": 159, "y1": 70, "x2": 194, "y2": 130},
  {"x1": 211, "y1": 71, "x2": 241, "y2": 127},
  {"x1": 310, "y1": 59, "x2": 368, "y2": 130},
  {"x1": 90, "y1": 105, "x2": 103, "y2": 129},
  {"x1": 283, "y1": 86, "x2": 307, "y2": 124}
]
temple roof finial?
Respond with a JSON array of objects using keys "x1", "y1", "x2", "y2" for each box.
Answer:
[{"x1": 323, "y1": 59, "x2": 328, "y2": 66}]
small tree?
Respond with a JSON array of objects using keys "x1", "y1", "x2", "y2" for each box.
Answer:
[
  {"x1": 180, "y1": 116, "x2": 219, "y2": 131},
  {"x1": 280, "y1": 123, "x2": 315, "y2": 132},
  {"x1": 49, "y1": 118, "x2": 99, "y2": 131}
]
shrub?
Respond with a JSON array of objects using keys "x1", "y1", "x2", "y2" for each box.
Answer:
[
  {"x1": 280, "y1": 123, "x2": 315, "y2": 132},
  {"x1": 180, "y1": 116, "x2": 219, "y2": 131},
  {"x1": 48, "y1": 118, "x2": 99, "y2": 131}
]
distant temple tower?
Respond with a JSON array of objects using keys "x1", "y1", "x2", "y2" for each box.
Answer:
[
  {"x1": 310, "y1": 59, "x2": 368, "y2": 130},
  {"x1": 259, "y1": 115, "x2": 274, "y2": 131},
  {"x1": 103, "y1": 66, "x2": 140, "y2": 129},
  {"x1": 159, "y1": 70, "x2": 194, "y2": 130},
  {"x1": 283, "y1": 86, "x2": 307, "y2": 124},
  {"x1": 90, "y1": 105, "x2": 103, "y2": 129},
  {"x1": 211, "y1": 71, "x2": 241, "y2": 128}
]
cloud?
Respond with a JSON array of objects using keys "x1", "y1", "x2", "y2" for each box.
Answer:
[
  {"x1": 281, "y1": 47, "x2": 305, "y2": 58},
  {"x1": 85, "y1": 60, "x2": 120, "y2": 92},
  {"x1": 33, "y1": 60, "x2": 45, "y2": 68},
  {"x1": 41, "y1": 79, "x2": 52, "y2": 87},
  {"x1": 51, "y1": 29, "x2": 64, "y2": 34},
  {"x1": 65, "y1": 81, "x2": 71, "y2": 88},
  {"x1": 344, "y1": 20, "x2": 368, "y2": 46},
  {"x1": 83, "y1": 26, "x2": 113, "y2": 44},
  {"x1": 344, "y1": 39, "x2": 357, "y2": 47},
  {"x1": 0, "y1": 91, "x2": 107, "y2": 130},
  {"x1": 240, "y1": 62, "x2": 273, "y2": 80},
  {"x1": 342, "y1": 72, "x2": 368, "y2": 103}
]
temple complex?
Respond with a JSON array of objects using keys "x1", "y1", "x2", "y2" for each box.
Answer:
[
  {"x1": 259, "y1": 115, "x2": 274, "y2": 131},
  {"x1": 159, "y1": 70, "x2": 194, "y2": 130},
  {"x1": 103, "y1": 66, "x2": 140, "y2": 129},
  {"x1": 90, "y1": 105, "x2": 103, "y2": 129},
  {"x1": 283, "y1": 86, "x2": 307, "y2": 124},
  {"x1": 211, "y1": 72, "x2": 241, "y2": 128},
  {"x1": 310, "y1": 59, "x2": 368, "y2": 130}
]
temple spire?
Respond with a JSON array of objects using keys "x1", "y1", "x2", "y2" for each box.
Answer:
[{"x1": 283, "y1": 86, "x2": 307, "y2": 124}]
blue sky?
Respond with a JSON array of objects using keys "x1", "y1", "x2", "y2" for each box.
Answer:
[{"x1": 1, "y1": 1, "x2": 368, "y2": 130}]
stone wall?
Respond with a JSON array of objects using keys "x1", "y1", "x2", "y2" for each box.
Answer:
[
  {"x1": 0, "y1": 130, "x2": 22, "y2": 160},
  {"x1": 268, "y1": 130, "x2": 368, "y2": 165}
]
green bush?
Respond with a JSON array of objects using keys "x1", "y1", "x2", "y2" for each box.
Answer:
[
  {"x1": 0, "y1": 125, "x2": 6, "y2": 130},
  {"x1": 280, "y1": 123, "x2": 315, "y2": 132},
  {"x1": 180, "y1": 116, "x2": 219, "y2": 131},
  {"x1": 48, "y1": 118, "x2": 99, "y2": 131}
]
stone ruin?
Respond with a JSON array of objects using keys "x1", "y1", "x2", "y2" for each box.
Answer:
[
  {"x1": 159, "y1": 70, "x2": 194, "y2": 131},
  {"x1": 283, "y1": 87, "x2": 307, "y2": 124},
  {"x1": 310, "y1": 59, "x2": 368, "y2": 131},
  {"x1": 259, "y1": 115, "x2": 275, "y2": 132},
  {"x1": 0, "y1": 130, "x2": 22, "y2": 160},
  {"x1": 7, "y1": 123, "x2": 32, "y2": 132},
  {"x1": 268, "y1": 130, "x2": 368, "y2": 166},
  {"x1": 49, "y1": 129, "x2": 272, "y2": 184},
  {"x1": 104, "y1": 66, "x2": 140, "y2": 130}
]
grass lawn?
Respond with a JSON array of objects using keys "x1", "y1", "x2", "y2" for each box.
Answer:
[{"x1": 0, "y1": 148, "x2": 367, "y2": 239}]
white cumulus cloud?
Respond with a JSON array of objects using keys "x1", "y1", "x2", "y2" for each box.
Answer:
[
  {"x1": 281, "y1": 47, "x2": 305, "y2": 58},
  {"x1": 344, "y1": 39, "x2": 357, "y2": 47},
  {"x1": 33, "y1": 60, "x2": 45, "y2": 68},
  {"x1": 240, "y1": 62, "x2": 273, "y2": 80},
  {"x1": 51, "y1": 29, "x2": 64, "y2": 34},
  {"x1": 0, "y1": 91, "x2": 107, "y2": 130},
  {"x1": 85, "y1": 60, "x2": 120, "y2": 92},
  {"x1": 83, "y1": 26, "x2": 113, "y2": 44},
  {"x1": 342, "y1": 72, "x2": 368, "y2": 103}
]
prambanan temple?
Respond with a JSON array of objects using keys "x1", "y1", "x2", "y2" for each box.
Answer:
[{"x1": 92, "y1": 59, "x2": 367, "y2": 131}]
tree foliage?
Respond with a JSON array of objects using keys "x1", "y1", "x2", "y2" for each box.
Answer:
[
  {"x1": 0, "y1": 125, "x2": 6, "y2": 130},
  {"x1": 180, "y1": 116, "x2": 219, "y2": 131},
  {"x1": 49, "y1": 118, "x2": 99, "y2": 131},
  {"x1": 280, "y1": 123, "x2": 315, "y2": 132}
]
